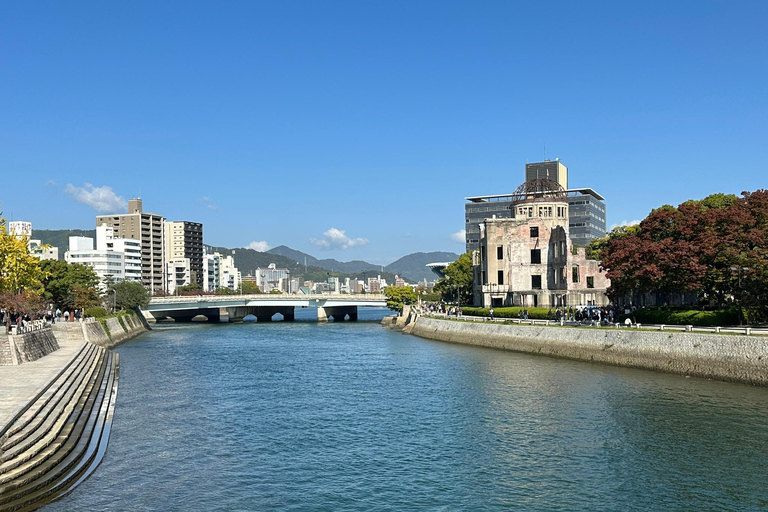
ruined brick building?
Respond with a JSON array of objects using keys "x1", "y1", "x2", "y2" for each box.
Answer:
[{"x1": 473, "y1": 179, "x2": 609, "y2": 308}]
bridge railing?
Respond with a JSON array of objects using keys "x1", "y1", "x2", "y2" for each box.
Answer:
[{"x1": 149, "y1": 293, "x2": 387, "y2": 304}]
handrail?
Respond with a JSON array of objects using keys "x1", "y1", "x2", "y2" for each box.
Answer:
[
  {"x1": 149, "y1": 293, "x2": 387, "y2": 304},
  {"x1": 10, "y1": 320, "x2": 51, "y2": 335},
  {"x1": 419, "y1": 313, "x2": 764, "y2": 336}
]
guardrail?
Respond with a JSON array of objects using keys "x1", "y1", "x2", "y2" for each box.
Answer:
[
  {"x1": 421, "y1": 314, "x2": 765, "y2": 336},
  {"x1": 149, "y1": 293, "x2": 387, "y2": 304},
  {"x1": 10, "y1": 320, "x2": 51, "y2": 335}
]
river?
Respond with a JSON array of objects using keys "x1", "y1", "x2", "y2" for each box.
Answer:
[{"x1": 44, "y1": 309, "x2": 768, "y2": 511}]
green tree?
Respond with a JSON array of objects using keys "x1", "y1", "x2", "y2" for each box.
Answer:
[
  {"x1": 107, "y1": 280, "x2": 150, "y2": 311},
  {"x1": 175, "y1": 283, "x2": 202, "y2": 294},
  {"x1": 434, "y1": 252, "x2": 473, "y2": 304},
  {"x1": 39, "y1": 259, "x2": 99, "y2": 309},
  {"x1": 384, "y1": 285, "x2": 417, "y2": 312},
  {"x1": 241, "y1": 281, "x2": 261, "y2": 294},
  {"x1": 216, "y1": 287, "x2": 236, "y2": 295}
]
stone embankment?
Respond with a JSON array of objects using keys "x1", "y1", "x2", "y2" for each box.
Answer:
[
  {"x1": 383, "y1": 312, "x2": 768, "y2": 387},
  {"x1": 0, "y1": 343, "x2": 119, "y2": 511},
  {"x1": 1, "y1": 331, "x2": 60, "y2": 367},
  {"x1": 51, "y1": 313, "x2": 147, "y2": 349}
]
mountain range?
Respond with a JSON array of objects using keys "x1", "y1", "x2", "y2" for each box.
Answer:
[
  {"x1": 267, "y1": 246, "x2": 459, "y2": 282},
  {"x1": 32, "y1": 230, "x2": 459, "y2": 284}
]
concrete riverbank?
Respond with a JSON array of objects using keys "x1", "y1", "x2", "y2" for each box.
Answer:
[
  {"x1": 0, "y1": 312, "x2": 146, "y2": 510},
  {"x1": 383, "y1": 313, "x2": 768, "y2": 387}
]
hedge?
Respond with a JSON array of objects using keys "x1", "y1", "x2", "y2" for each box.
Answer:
[
  {"x1": 634, "y1": 308, "x2": 739, "y2": 327},
  {"x1": 462, "y1": 306, "x2": 554, "y2": 320},
  {"x1": 84, "y1": 306, "x2": 108, "y2": 318}
]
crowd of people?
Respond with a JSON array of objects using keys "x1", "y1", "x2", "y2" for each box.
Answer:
[{"x1": 2, "y1": 306, "x2": 85, "y2": 334}]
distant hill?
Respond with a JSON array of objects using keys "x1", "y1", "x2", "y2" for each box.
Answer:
[
  {"x1": 32, "y1": 229, "x2": 96, "y2": 259},
  {"x1": 27, "y1": 229, "x2": 452, "y2": 284},
  {"x1": 270, "y1": 245, "x2": 460, "y2": 283},
  {"x1": 268, "y1": 245, "x2": 381, "y2": 274},
  {"x1": 385, "y1": 251, "x2": 460, "y2": 282}
]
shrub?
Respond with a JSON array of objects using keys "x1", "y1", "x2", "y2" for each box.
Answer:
[
  {"x1": 634, "y1": 307, "x2": 738, "y2": 326},
  {"x1": 462, "y1": 306, "x2": 553, "y2": 320},
  {"x1": 84, "y1": 306, "x2": 108, "y2": 318}
]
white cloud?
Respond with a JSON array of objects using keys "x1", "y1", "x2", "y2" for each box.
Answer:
[
  {"x1": 199, "y1": 196, "x2": 218, "y2": 210},
  {"x1": 310, "y1": 228, "x2": 369, "y2": 250},
  {"x1": 451, "y1": 229, "x2": 466, "y2": 243},
  {"x1": 64, "y1": 183, "x2": 127, "y2": 212},
  {"x1": 610, "y1": 219, "x2": 641, "y2": 230},
  {"x1": 246, "y1": 241, "x2": 270, "y2": 252}
]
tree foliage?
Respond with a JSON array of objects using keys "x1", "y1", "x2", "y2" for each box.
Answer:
[
  {"x1": 241, "y1": 281, "x2": 260, "y2": 294},
  {"x1": 600, "y1": 191, "x2": 768, "y2": 323},
  {"x1": 107, "y1": 280, "x2": 150, "y2": 311},
  {"x1": 384, "y1": 285, "x2": 417, "y2": 312},
  {"x1": 433, "y1": 252, "x2": 473, "y2": 304},
  {"x1": 39, "y1": 259, "x2": 100, "y2": 309},
  {"x1": 175, "y1": 283, "x2": 202, "y2": 295},
  {"x1": 0, "y1": 214, "x2": 43, "y2": 296}
]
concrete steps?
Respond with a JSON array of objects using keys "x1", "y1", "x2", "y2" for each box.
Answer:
[{"x1": 0, "y1": 343, "x2": 119, "y2": 511}]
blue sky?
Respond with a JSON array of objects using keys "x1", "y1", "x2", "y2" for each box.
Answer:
[{"x1": 2, "y1": 1, "x2": 766, "y2": 265}]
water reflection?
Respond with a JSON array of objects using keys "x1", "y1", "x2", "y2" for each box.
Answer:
[{"x1": 43, "y1": 318, "x2": 768, "y2": 512}]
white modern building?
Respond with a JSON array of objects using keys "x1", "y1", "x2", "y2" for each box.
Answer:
[
  {"x1": 256, "y1": 263, "x2": 290, "y2": 293},
  {"x1": 166, "y1": 258, "x2": 192, "y2": 295},
  {"x1": 29, "y1": 240, "x2": 59, "y2": 261},
  {"x1": 64, "y1": 226, "x2": 143, "y2": 288},
  {"x1": 65, "y1": 237, "x2": 126, "y2": 286},
  {"x1": 8, "y1": 221, "x2": 32, "y2": 240},
  {"x1": 96, "y1": 225, "x2": 142, "y2": 282},
  {"x1": 7, "y1": 221, "x2": 59, "y2": 260},
  {"x1": 203, "y1": 253, "x2": 221, "y2": 292},
  {"x1": 203, "y1": 252, "x2": 241, "y2": 292}
]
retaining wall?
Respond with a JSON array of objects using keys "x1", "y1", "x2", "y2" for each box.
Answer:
[
  {"x1": 51, "y1": 314, "x2": 147, "y2": 349},
  {"x1": 395, "y1": 315, "x2": 768, "y2": 386},
  {"x1": 0, "y1": 329, "x2": 60, "y2": 366}
]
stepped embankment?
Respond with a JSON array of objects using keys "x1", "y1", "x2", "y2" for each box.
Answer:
[
  {"x1": 0, "y1": 342, "x2": 119, "y2": 511},
  {"x1": 383, "y1": 314, "x2": 768, "y2": 386},
  {"x1": 0, "y1": 313, "x2": 145, "y2": 509}
]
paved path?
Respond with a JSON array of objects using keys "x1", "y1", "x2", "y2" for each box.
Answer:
[{"x1": 0, "y1": 341, "x2": 86, "y2": 429}]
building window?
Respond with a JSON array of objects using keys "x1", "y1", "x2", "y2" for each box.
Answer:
[
  {"x1": 481, "y1": 271, "x2": 486, "y2": 285},
  {"x1": 497, "y1": 270, "x2": 504, "y2": 285},
  {"x1": 531, "y1": 249, "x2": 541, "y2": 264},
  {"x1": 497, "y1": 246, "x2": 503, "y2": 260},
  {"x1": 530, "y1": 226, "x2": 539, "y2": 238},
  {"x1": 572, "y1": 266, "x2": 579, "y2": 283},
  {"x1": 587, "y1": 276, "x2": 594, "y2": 289},
  {"x1": 532, "y1": 275, "x2": 542, "y2": 289}
]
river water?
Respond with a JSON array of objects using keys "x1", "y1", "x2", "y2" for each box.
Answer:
[{"x1": 44, "y1": 309, "x2": 768, "y2": 511}]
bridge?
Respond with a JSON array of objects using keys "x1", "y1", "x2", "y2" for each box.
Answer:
[{"x1": 143, "y1": 294, "x2": 388, "y2": 323}]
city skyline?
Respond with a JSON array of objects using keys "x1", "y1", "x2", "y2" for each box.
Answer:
[{"x1": 2, "y1": 1, "x2": 766, "y2": 264}]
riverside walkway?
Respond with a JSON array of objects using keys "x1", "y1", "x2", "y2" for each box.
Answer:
[
  {"x1": 0, "y1": 341, "x2": 85, "y2": 428},
  {"x1": 422, "y1": 313, "x2": 768, "y2": 336}
]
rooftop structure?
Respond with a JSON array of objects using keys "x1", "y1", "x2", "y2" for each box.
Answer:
[{"x1": 464, "y1": 159, "x2": 606, "y2": 252}]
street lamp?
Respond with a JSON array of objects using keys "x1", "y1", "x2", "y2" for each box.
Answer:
[{"x1": 112, "y1": 289, "x2": 117, "y2": 314}]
